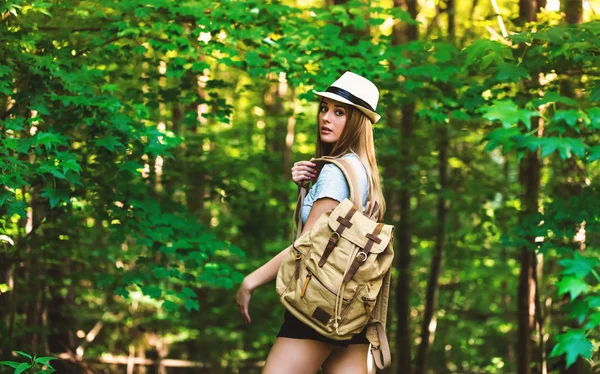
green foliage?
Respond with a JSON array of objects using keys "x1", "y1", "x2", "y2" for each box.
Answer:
[
  {"x1": 0, "y1": 0, "x2": 598, "y2": 371},
  {"x1": 0, "y1": 351, "x2": 56, "y2": 374},
  {"x1": 549, "y1": 330, "x2": 593, "y2": 368}
]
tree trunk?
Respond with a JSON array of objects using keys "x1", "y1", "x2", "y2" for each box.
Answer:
[
  {"x1": 447, "y1": 0, "x2": 456, "y2": 42},
  {"x1": 391, "y1": 0, "x2": 419, "y2": 371},
  {"x1": 562, "y1": 4, "x2": 585, "y2": 373},
  {"x1": 283, "y1": 85, "x2": 296, "y2": 178},
  {"x1": 564, "y1": 0, "x2": 582, "y2": 24},
  {"x1": 414, "y1": 126, "x2": 448, "y2": 374},
  {"x1": 264, "y1": 72, "x2": 288, "y2": 175},
  {"x1": 517, "y1": 150, "x2": 540, "y2": 374},
  {"x1": 515, "y1": 0, "x2": 542, "y2": 371}
]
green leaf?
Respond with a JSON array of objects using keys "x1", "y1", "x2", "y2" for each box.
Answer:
[
  {"x1": 531, "y1": 91, "x2": 578, "y2": 107},
  {"x1": 35, "y1": 132, "x2": 68, "y2": 150},
  {"x1": 483, "y1": 127, "x2": 522, "y2": 153},
  {"x1": 588, "y1": 146, "x2": 600, "y2": 162},
  {"x1": 480, "y1": 100, "x2": 536, "y2": 129},
  {"x1": 61, "y1": 159, "x2": 82, "y2": 175},
  {"x1": 141, "y1": 285, "x2": 162, "y2": 299},
  {"x1": 95, "y1": 136, "x2": 123, "y2": 152},
  {"x1": 587, "y1": 107, "x2": 600, "y2": 129},
  {"x1": 115, "y1": 287, "x2": 130, "y2": 298},
  {"x1": 26, "y1": 0, "x2": 53, "y2": 17},
  {"x1": 590, "y1": 81, "x2": 600, "y2": 102},
  {"x1": 180, "y1": 287, "x2": 196, "y2": 298},
  {"x1": 162, "y1": 300, "x2": 179, "y2": 312},
  {"x1": 583, "y1": 312, "x2": 600, "y2": 329},
  {"x1": 100, "y1": 84, "x2": 121, "y2": 94},
  {"x1": 15, "y1": 362, "x2": 31, "y2": 374},
  {"x1": 0, "y1": 65, "x2": 13, "y2": 78},
  {"x1": 540, "y1": 138, "x2": 561, "y2": 158},
  {"x1": 183, "y1": 298, "x2": 199, "y2": 311},
  {"x1": 15, "y1": 351, "x2": 32, "y2": 359},
  {"x1": 496, "y1": 63, "x2": 530, "y2": 82},
  {"x1": 557, "y1": 276, "x2": 589, "y2": 300},
  {"x1": 40, "y1": 188, "x2": 71, "y2": 209},
  {"x1": 38, "y1": 165, "x2": 67, "y2": 180},
  {"x1": 29, "y1": 101, "x2": 50, "y2": 116},
  {"x1": 33, "y1": 356, "x2": 55, "y2": 367},
  {"x1": 7, "y1": 201, "x2": 27, "y2": 218},
  {"x1": 549, "y1": 330, "x2": 593, "y2": 368},
  {"x1": 557, "y1": 138, "x2": 586, "y2": 160},
  {"x1": 0, "y1": 361, "x2": 21, "y2": 369},
  {"x1": 118, "y1": 161, "x2": 143, "y2": 175},
  {"x1": 566, "y1": 300, "x2": 589, "y2": 325},
  {"x1": 463, "y1": 39, "x2": 512, "y2": 71},
  {"x1": 558, "y1": 252, "x2": 598, "y2": 278},
  {"x1": 4, "y1": 117, "x2": 26, "y2": 131},
  {"x1": 587, "y1": 295, "x2": 600, "y2": 308},
  {"x1": 553, "y1": 109, "x2": 582, "y2": 128}
]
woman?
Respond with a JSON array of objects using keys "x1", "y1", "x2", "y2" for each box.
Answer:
[{"x1": 235, "y1": 71, "x2": 386, "y2": 374}]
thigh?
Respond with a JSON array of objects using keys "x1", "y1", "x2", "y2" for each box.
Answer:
[
  {"x1": 262, "y1": 337, "x2": 335, "y2": 374},
  {"x1": 322, "y1": 344, "x2": 370, "y2": 374}
]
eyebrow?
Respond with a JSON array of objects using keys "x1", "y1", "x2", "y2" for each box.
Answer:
[{"x1": 321, "y1": 99, "x2": 345, "y2": 109}]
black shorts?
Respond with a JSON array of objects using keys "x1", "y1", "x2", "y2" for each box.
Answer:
[{"x1": 277, "y1": 310, "x2": 369, "y2": 347}]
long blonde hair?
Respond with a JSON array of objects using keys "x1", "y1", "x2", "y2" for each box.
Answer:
[{"x1": 315, "y1": 99, "x2": 387, "y2": 221}]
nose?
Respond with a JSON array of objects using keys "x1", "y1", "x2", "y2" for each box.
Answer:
[{"x1": 322, "y1": 109, "x2": 332, "y2": 123}]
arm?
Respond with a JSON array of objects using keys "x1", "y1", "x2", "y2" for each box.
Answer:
[{"x1": 235, "y1": 197, "x2": 340, "y2": 324}]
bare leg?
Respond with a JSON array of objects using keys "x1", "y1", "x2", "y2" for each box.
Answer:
[
  {"x1": 262, "y1": 337, "x2": 335, "y2": 374},
  {"x1": 322, "y1": 344, "x2": 370, "y2": 374}
]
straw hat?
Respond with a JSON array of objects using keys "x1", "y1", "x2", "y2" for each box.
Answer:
[{"x1": 312, "y1": 71, "x2": 381, "y2": 123}]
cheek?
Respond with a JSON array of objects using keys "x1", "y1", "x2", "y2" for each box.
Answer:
[{"x1": 336, "y1": 118, "x2": 347, "y2": 133}]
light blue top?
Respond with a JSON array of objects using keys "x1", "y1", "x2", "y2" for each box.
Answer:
[{"x1": 301, "y1": 153, "x2": 370, "y2": 225}]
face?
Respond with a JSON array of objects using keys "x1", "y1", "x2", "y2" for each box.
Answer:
[{"x1": 318, "y1": 98, "x2": 347, "y2": 144}]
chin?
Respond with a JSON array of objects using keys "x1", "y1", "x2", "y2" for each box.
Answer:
[{"x1": 320, "y1": 135, "x2": 338, "y2": 144}]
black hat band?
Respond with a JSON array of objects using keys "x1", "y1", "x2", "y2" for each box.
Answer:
[{"x1": 325, "y1": 86, "x2": 375, "y2": 112}]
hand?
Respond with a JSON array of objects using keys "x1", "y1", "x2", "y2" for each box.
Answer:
[
  {"x1": 236, "y1": 278, "x2": 254, "y2": 324},
  {"x1": 291, "y1": 160, "x2": 317, "y2": 186}
]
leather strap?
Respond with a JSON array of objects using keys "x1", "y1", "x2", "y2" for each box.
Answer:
[
  {"x1": 319, "y1": 205, "x2": 357, "y2": 267},
  {"x1": 291, "y1": 182, "x2": 309, "y2": 242},
  {"x1": 370, "y1": 322, "x2": 391, "y2": 370},
  {"x1": 343, "y1": 223, "x2": 384, "y2": 282},
  {"x1": 367, "y1": 270, "x2": 392, "y2": 369},
  {"x1": 336, "y1": 158, "x2": 362, "y2": 208},
  {"x1": 291, "y1": 155, "x2": 363, "y2": 242}
]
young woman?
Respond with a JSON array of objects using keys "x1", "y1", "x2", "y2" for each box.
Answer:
[{"x1": 235, "y1": 71, "x2": 386, "y2": 374}]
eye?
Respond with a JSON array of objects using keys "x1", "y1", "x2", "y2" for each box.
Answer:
[
  {"x1": 320, "y1": 106, "x2": 328, "y2": 113},
  {"x1": 335, "y1": 110, "x2": 345, "y2": 116}
]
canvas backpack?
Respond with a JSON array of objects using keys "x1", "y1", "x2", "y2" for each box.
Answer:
[{"x1": 276, "y1": 156, "x2": 395, "y2": 370}]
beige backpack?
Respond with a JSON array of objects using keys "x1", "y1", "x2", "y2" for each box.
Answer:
[{"x1": 276, "y1": 156, "x2": 394, "y2": 370}]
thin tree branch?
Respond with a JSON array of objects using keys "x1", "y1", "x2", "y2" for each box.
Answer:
[{"x1": 485, "y1": 25, "x2": 512, "y2": 46}]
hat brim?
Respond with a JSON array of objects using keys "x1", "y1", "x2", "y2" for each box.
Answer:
[{"x1": 312, "y1": 90, "x2": 381, "y2": 124}]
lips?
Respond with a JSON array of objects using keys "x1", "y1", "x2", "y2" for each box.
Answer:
[{"x1": 321, "y1": 126, "x2": 332, "y2": 134}]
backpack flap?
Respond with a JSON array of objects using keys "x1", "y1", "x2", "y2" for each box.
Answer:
[{"x1": 327, "y1": 199, "x2": 393, "y2": 255}]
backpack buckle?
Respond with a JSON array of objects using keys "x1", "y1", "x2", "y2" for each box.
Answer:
[{"x1": 356, "y1": 251, "x2": 368, "y2": 263}]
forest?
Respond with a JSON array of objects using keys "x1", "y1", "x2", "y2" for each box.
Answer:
[{"x1": 1, "y1": 0, "x2": 600, "y2": 373}]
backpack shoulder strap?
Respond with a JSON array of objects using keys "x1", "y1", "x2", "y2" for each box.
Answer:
[
  {"x1": 367, "y1": 269, "x2": 392, "y2": 370},
  {"x1": 332, "y1": 158, "x2": 362, "y2": 208},
  {"x1": 290, "y1": 156, "x2": 363, "y2": 241}
]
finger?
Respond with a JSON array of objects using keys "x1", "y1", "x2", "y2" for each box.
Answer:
[
  {"x1": 293, "y1": 169, "x2": 316, "y2": 178},
  {"x1": 238, "y1": 303, "x2": 248, "y2": 323},
  {"x1": 243, "y1": 305, "x2": 251, "y2": 324},
  {"x1": 298, "y1": 165, "x2": 317, "y2": 173}
]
